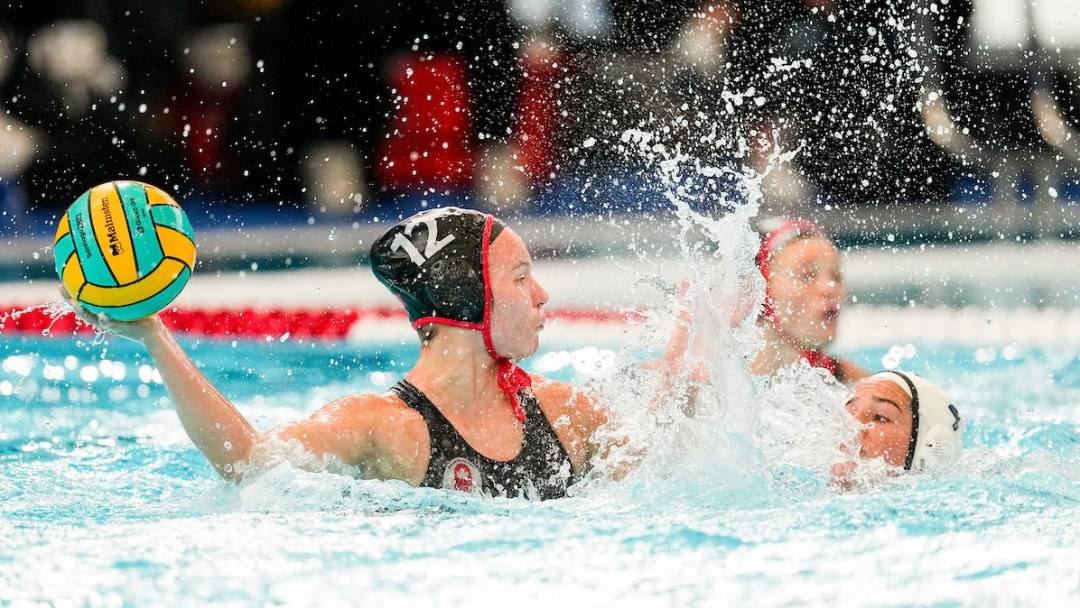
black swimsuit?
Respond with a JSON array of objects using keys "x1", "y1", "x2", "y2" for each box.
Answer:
[{"x1": 391, "y1": 379, "x2": 574, "y2": 500}]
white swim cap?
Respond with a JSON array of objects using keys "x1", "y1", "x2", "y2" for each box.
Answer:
[{"x1": 871, "y1": 371, "x2": 963, "y2": 472}]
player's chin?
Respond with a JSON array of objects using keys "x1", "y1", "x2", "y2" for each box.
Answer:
[
  {"x1": 516, "y1": 332, "x2": 540, "y2": 360},
  {"x1": 810, "y1": 320, "x2": 838, "y2": 346},
  {"x1": 814, "y1": 330, "x2": 837, "y2": 348},
  {"x1": 519, "y1": 336, "x2": 542, "y2": 360}
]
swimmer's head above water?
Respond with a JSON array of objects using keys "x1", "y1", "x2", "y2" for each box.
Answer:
[
  {"x1": 756, "y1": 217, "x2": 842, "y2": 352},
  {"x1": 752, "y1": 217, "x2": 868, "y2": 382},
  {"x1": 370, "y1": 207, "x2": 550, "y2": 417},
  {"x1": 843, "y1": 371, "x2": 963, "y2": 474}
]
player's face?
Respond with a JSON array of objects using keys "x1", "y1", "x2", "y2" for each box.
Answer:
[
  {"x1": 767, "y1": 236, "x2": 844, "y2": 350},
  {"x1": 487, "y1": 229, "x2": 548, "y2": 361},
  {"x1": 845, "y1": 378, "x2": 914, "y2": 467}
]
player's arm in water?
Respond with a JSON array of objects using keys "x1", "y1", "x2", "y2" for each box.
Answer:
[{"x1": 62, "y1": 290, "x2": 429, "y2": 482}]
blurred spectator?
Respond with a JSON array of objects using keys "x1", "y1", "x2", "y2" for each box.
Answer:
[
  {"x1": 544, "y1": 0, "x2": 729, "y2": 213},
  {"x1": 725, "y1": 0, "x2": 959, "y2": 206},
  {"x1": 241, "y1": 0, "x2": 521, "y2": 215},
  {"x1": 0, "y1": 26, "x2": 41, "y2": 219},
  {"x1": 0, "y1": 2, "x2": 188, "y2": 210},
  {"x1": 557, "y1": 0, "x2": 708, "y2": 167},
  {"x1": 168, "y1": 23, "x2": 252, "y2": 197},
  {"x1": 1, "y1": 18, "x2": 134, "y2": 209}
]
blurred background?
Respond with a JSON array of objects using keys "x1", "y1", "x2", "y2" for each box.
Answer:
[{"x1": 1, "y1": 0, "x2": 1079, "y2": 308}]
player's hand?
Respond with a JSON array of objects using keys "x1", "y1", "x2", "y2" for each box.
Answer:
[
  {"x1": 828, "y1": 459, "x2": 859, "y2": 492},
  {"x1": 728, "y1": 278, "x2": 758, "y2": 328},
  {"x1": 648, "y1": 280, "x2": 712, "y2": 384},
  {"x1": 58, "y1": 286, "x2": 164, "y2": 343}
]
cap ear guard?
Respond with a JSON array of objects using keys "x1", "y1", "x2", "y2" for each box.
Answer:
[
  {"x1": 910, "y1": 392, "x2": 963, "y2": 473},
  {"x1": 910, "y1": 422, "x2": 963, "y2": 472}
]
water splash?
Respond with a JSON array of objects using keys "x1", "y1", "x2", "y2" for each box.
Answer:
[
  {"x1": 41, "y1": 298, "x2": 112, "y2": 345},
  {"x1": 0, "y1": 300, "x2": 95, "y2": 340},
  {"x1": 577, "y1": 126, "x2": 854, "y2": 505},
  {"x1": 0, "y1": 303, "x2": 46, "y2": 330}
]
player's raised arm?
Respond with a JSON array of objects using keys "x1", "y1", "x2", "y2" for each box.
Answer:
[{"x1": 63, "y1": 298, "x2": 258, "y2": 480}]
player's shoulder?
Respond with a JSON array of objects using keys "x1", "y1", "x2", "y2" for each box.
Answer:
[
  {"x1": 530, "y1": 374, "x2": 604, "y2": 424},
  {"x1": 317, "y1": 390, "x2": 425, "y2": 428},
  {"x1": 529, "y1": 373, "x2": 577, "y2": 403}
]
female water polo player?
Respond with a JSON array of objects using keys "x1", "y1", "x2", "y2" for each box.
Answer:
[
  {"x1": 750, "y1": 218, "x2": 869, "y2": 382},
  {"x1": 831, "y1": 370, "x2": 963, "y2": 489},
  {"x1": 63, "y1": 207, "x2": 608, "y2": 499}
]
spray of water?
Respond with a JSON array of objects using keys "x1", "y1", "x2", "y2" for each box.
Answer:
[
  {"x1": 0, "y1": 299, "x2": 104, "y2": 343},
  {"x1": 574, "y1": 126, "x2": 865, "y2": 506}
]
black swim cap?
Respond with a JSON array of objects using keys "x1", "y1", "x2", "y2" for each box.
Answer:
[{"x1": 370, "y1": 207, "x2": 505, "y2": 328}]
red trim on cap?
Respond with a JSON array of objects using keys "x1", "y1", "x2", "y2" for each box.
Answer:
[
  {"x1": 410, "y1": 317, "x2": 484, "y2": 332},
  {"x1": 480, "y1": 215, "x2": 497, "y2": 359}
]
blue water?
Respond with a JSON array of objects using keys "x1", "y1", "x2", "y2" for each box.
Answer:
[{"x1": 2, "y1": 333, "x2": 1079, "y2": 605}]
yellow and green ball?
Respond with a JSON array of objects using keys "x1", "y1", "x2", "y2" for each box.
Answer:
[{"x1": 54, "y1": 180, "x2": 197, "y2": 321}]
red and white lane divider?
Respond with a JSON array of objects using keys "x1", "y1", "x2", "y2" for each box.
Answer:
[{"x1": 0, "y1": 305, "x2": 644, "y2": 341}]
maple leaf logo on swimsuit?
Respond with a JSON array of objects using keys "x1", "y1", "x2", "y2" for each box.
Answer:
[{"x1": 441, "y1": 458, "x2": 482, "y2": 493}]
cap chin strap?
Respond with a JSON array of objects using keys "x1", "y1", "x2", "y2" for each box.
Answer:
[
  {"x1": 885, "y1": 370, "x2": 921, "y2": 470},
  {"x1": 800, "y1": 349, "x2": 838, "y2": 376},
  {"x1": 494, "y1": 358, "x2": 530, "y2": 422},
  {"x1": 482, "y1": 329, "x2": 530, "y2": 422},
  {"x1": 478, "y1": 215, "x2": 529, "y2": 422}
]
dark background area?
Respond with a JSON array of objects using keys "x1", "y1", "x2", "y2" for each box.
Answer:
[{"x1": 0, "y1": 0, "x2": 1077, "y2": 229}]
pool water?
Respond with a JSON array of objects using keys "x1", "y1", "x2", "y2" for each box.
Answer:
[{"x1": 2, "y1": 332, "x2": 1079, "y2": 605}]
